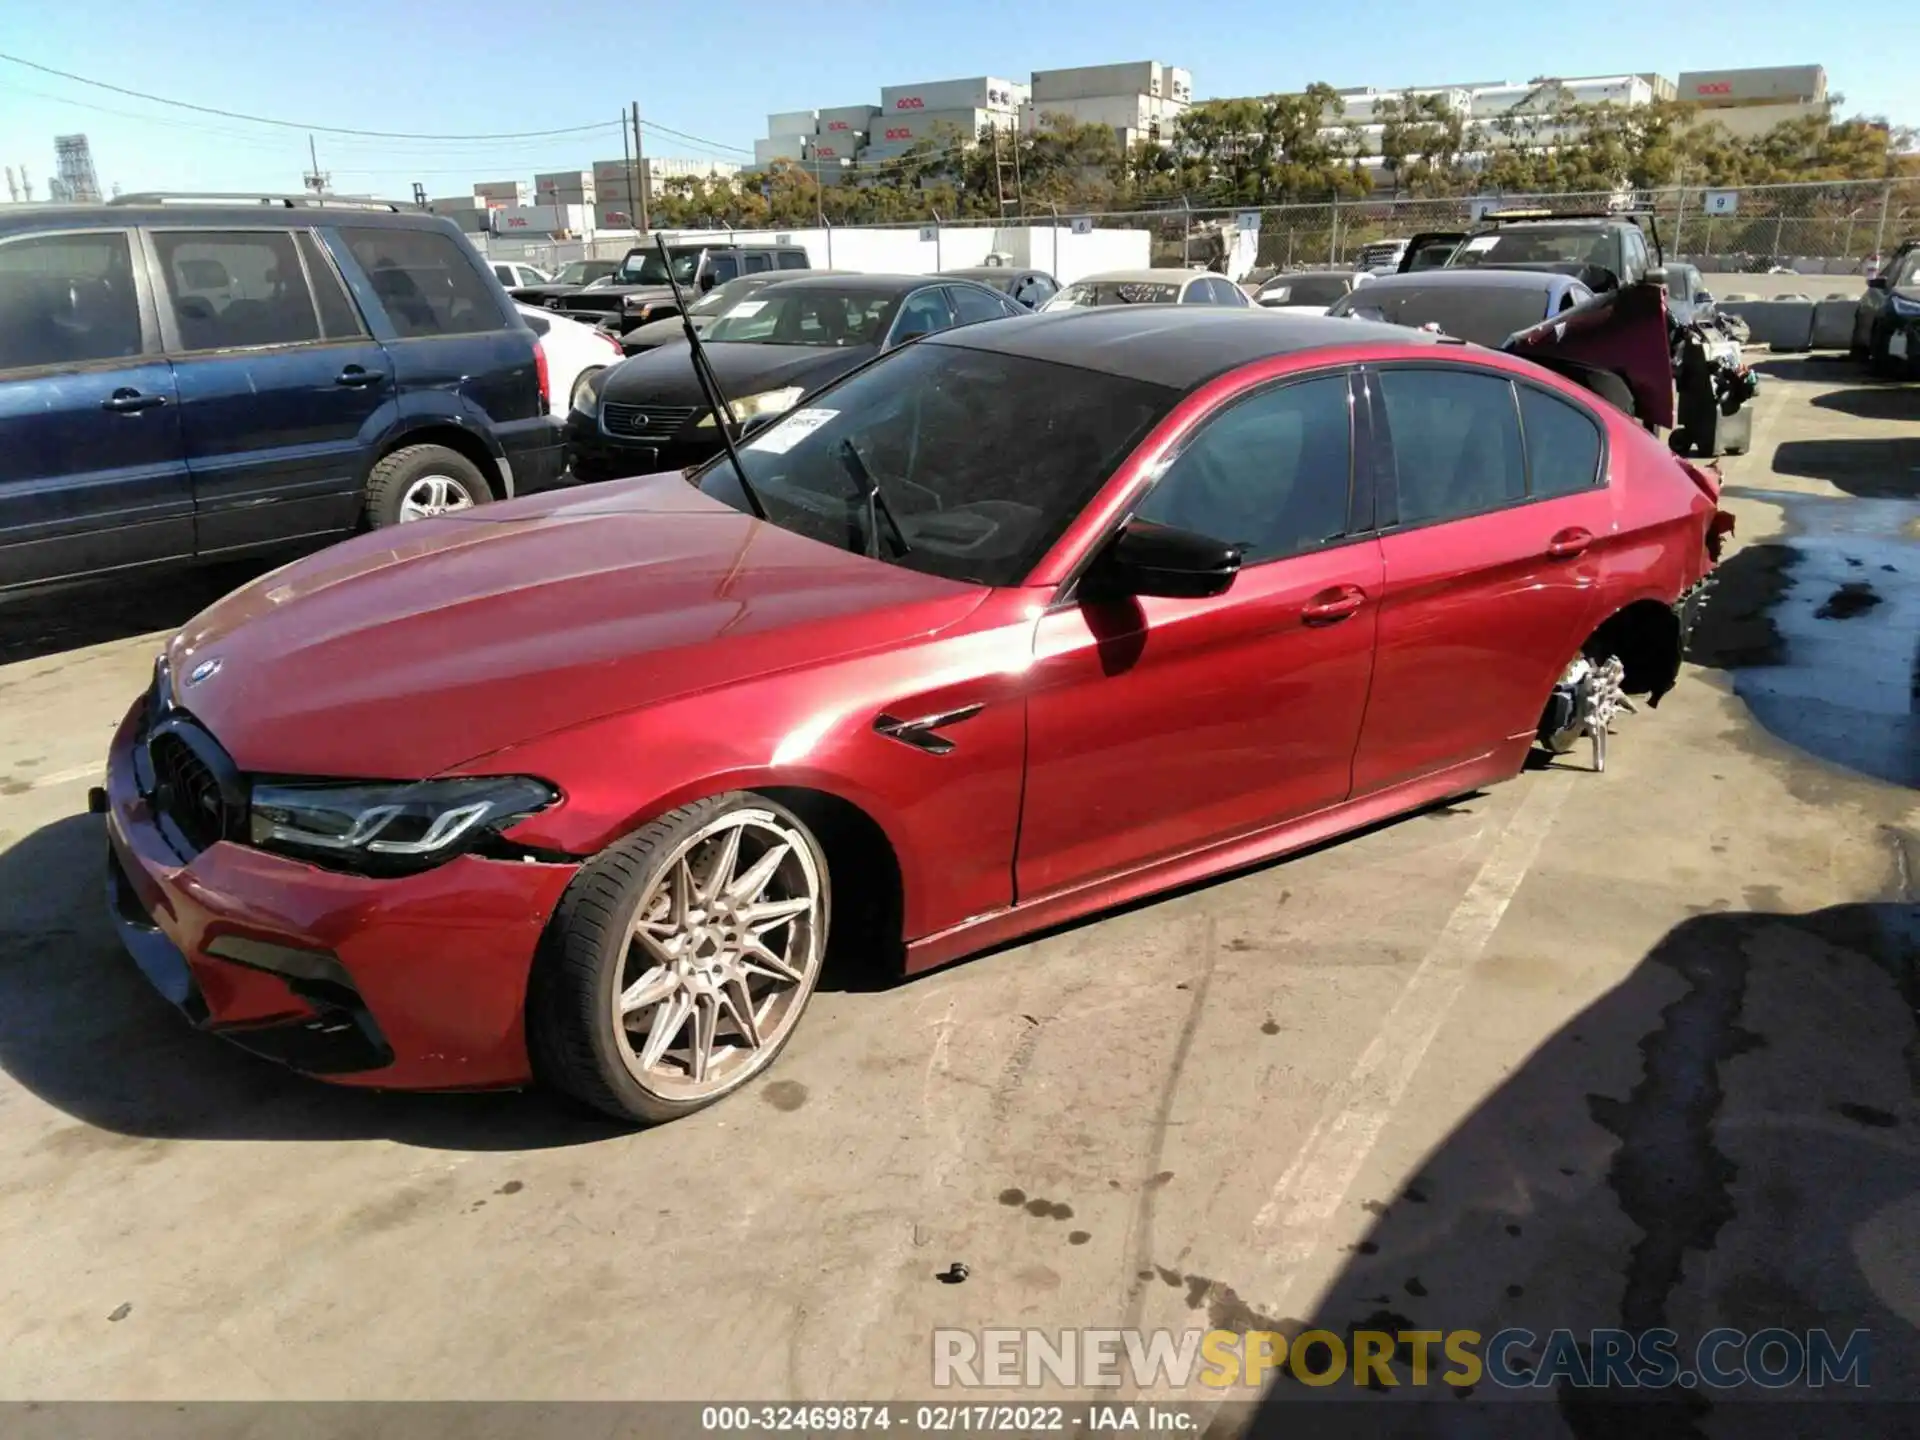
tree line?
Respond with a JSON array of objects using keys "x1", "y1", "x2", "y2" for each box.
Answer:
[{"x1": 648, "y1": 84, "x2": 1917, "y2": 230}]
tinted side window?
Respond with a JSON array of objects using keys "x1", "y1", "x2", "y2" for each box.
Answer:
[
  {"x1": 493, "y1": 264, "x2": 514, "y2": 284},
  {"x1": 1132, "y1": 375, "x2": 1353, "y2": 563},
  {"x1": 297, "y1": 231, "x2": 366, "y2": 339},
  {"x1": 155, "y1": 230, "x2": 319, "y2": 351},
  {"x1": 891, "y1": 288, "x2": 955, "y2": 341},
  {"x1": 1518, "y1": 387, "x2": 1604, "y2": 498},
  {"x1": 707, "y1": 254, "x2": 741, "y2": 283},
  {"x1": 948, "y1": 284, "x2": 1010, "y2": 326},
  {"x1": 340, "y1": 226, "x2": 508, "y2": 338},
  {"x1": 0, "y1": 231, "x2": 144, "y2": 370},
  {"x1": 776, "y1": 251, "x2": 810, "y2": 270},
  {"x1": 1378, "y1": 369, "x2": 1526, "y2": 525},
  {"x1": 742, "y1": 253, "x2": 771, "y2": 274}
]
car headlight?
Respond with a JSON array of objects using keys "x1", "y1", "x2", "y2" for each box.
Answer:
[
  {"x1": 249, "y1": 776, "x2": 558, "y2": 874},
  {"x1": 571, "y1": 364, "x2": 611, "y2": 415},
  {"x1": 1890, "y1": 292, "x2": 1920, "y2": 317},
  {"x1": 696, "y1": 385, "x2": 804, "y2": 427}
]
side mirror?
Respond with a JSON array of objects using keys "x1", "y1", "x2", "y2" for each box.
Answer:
[
  {"x1": 1080, "y1": 521, "x2": 1242, "y2": 602},
  {"x1": 1866, "y1": 275, "x2": 1889, "y2": 291},
  {"x1": 1696, "y1": 290, "x2": 1714, "y2": 305},
  {"x1": 699, "y1": 272, "x2": 717, "y2": 293},
  {"x1": 1646, "y1": 266, "x2": 1669, "y2": 288}
]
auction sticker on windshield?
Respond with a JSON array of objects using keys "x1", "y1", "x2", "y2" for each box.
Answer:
[
  {"x1": 747, "y1": 407, "x2": 839, "y2": 455},
  {"x1": 726, "y1": 300, "x2": 768, "y2": 317},
  {"x1": 1462, "y1": 236, "x2": 1501, "y2": 253}
]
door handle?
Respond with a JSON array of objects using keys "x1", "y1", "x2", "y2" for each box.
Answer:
[
  {"x1": 101, "y1": 388, "x2": 167, "y2": 413},
  {"x1": 335, "y1": 366, "x2": 385, "y2": 388},
  {"x1": 1546, "y1": 527, "x2": 1594, "y2": 559},
  {"x1": 1302, "y1": 584, "x2": 1366, "y2": 625}
]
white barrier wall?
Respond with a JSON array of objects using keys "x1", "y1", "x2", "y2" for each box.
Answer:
[{"x1": 629, "y1": 225, "x2": 1153, "y2": 283}]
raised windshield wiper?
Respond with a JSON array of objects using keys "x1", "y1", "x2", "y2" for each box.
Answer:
[
  {"x1": 653, "y1": 233, "x2": 767, "y2": 521},
  {"x1": 835, "y1": 438, "x2": 911, "y2": 560}
]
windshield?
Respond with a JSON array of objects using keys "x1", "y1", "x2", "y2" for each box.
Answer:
[
  {"x1": 696, "y1": 342, "x2": 1176, "y2": 586},
  {"x1": 616, "y1": 247, "x2": 704, "y2": 285},
  {"x1": 1260, "y1": 274, "x2": 1353, "y2": 305},
  {"x1": 1044, "y1": 280, "x2": 1180, "y2": 308},
  {"x1": 1451, "y1": 227, "x2": 1613, "y2": 272},
  {"x1": 556, "y1": 260, "x2": 617, "y2": 285},
  {"x1": 1329, "y1": 283, "x2": 1556, "y2": 347},
  {"x1": 690, "y1": 276, "x2": 765, "y2": 317},
  {"x1": 703, "y1": 288, "x2": 895, "y2": 346}
]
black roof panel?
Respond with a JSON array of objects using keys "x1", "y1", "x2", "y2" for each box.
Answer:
[{"x1": 927, "y1": 306, "x2": 1435, "y2": 389}]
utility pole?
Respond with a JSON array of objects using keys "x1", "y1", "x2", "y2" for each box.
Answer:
[
  {"x1": 630, "y1": 102, "x2": 651, "y2": 232},
  {"x1": 302, "y1": 133, "x2": 329, "y2": 196}
]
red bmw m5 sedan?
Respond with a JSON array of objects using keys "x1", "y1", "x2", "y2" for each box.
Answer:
[{"x1": 104, "y1": 307, "x2": 1726, "y2": 1124}]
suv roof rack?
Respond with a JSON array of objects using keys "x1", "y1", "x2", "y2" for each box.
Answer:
[{"x1": 107, "y1": 192, "x2": 406, "y2": 212}]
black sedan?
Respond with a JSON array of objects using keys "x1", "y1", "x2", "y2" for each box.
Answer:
[
  {"x1": 1327, "y1": 268, "x2": 1595, "y2": 347},
  {"x1": 617, "y1": 271, "x2": 853, "y2": 354},
  {"x1": 567, "y1": 274, "x2": 1026, "y2": 481},
  {"x1": 939, "y1": 265, "x2": 1059, "y2": 310}
]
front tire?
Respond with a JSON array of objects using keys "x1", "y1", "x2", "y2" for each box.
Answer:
[{"x1": 528, "y1": 794, "x2": 830, "y2": 1125}]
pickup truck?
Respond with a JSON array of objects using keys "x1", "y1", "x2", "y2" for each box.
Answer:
[{"x1": 552, "y1": 241, "x2": 811, "y2": 331}]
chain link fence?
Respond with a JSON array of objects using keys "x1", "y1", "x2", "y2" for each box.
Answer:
[{"x1": 472, "y1": 176, "x2": 1920, "y2": 277}]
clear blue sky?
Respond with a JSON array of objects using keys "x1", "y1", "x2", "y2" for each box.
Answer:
[{"x1": 0, "y1": 0, "x2": 1901, "y2": 199}]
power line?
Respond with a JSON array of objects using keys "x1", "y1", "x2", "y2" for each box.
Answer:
[
  {"x1": 638, "y1": 117, "x2": 755, "y2": 157},
  {"x1": 0, "y1": 50, "x2": 624, "y2": 141}
]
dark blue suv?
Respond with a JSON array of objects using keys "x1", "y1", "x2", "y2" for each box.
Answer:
[{"x1": 0, "y1": 194, "x2": 566, "y2": 592}]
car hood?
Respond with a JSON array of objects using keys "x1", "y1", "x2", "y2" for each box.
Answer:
[
  {"x1": 621, "y1": 315, "x2": 706, "y2": 351},
  {"x1": 600, "y1": 341, "x2": 876, "y2": 407},
  {"x1": 165, "y1": 474, "x2": 985, "y2": 778}
]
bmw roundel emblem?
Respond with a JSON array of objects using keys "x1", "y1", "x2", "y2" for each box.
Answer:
[{"x1": 186, "y1": 657, "x2": 222, "y2": 686}]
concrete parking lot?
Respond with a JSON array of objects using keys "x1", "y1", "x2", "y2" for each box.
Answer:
[{"x1": 0, "y1": 359, "x2": 1914, "y2": 1428}]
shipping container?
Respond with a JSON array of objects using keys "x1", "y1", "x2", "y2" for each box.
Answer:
[
  {"x1": 440, "y1": 207, "x2": 488, "y2": 233},
  {"x1": 874, "y1": 107, "x2": 1015, "y2": 145},
  {"x1": 1026, "y1": 93, "x2": 1183, "y2": 134},
  {"x1": 808, "y1": 135, "x2": 865, "y2": 162},
  {"x1": 429, "y1": 194, "x2": 479, "y2": 211},
  {"x1": 490, "y1": 203, "x2": 591, "y2": 234},
  {"x1": 534, "y1": 170, "x2": 595, "y2": 199},
  {"x1": 1030, "y1": 61, "x2": 1163, "y2": 104},
  {"x1": 879, "y1": 77, "x2": 1025, "y2": 115},
  {"x1": 754, "y1": 134, "x2": 812, "y2": 163},
  {"x1": 473, "y1": 179, "x2": 528, "y2": 202},
  {"x1": 1337, "y1": 87, "x2": 1471, "y2": 123},
  {"x1": 767, "y1": 109, "x2": 818, "y2": 136},
  {"x1": 816, "y1": 104, "x2": 880, "y2": 135},
  {"x1": 1676, "y1": 65, "x2": 1825, "y2": 105}
]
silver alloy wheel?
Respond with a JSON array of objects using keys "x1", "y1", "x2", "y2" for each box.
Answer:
[
  {"x1": 397, "y1": 474, "x2": 478, "y2": 522},
  {"x1": 612, "y1": 807, "x2": 825, "y2": 1101}
]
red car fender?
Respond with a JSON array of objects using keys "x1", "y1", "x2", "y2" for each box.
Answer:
[{"x1": 462, "y1": 592, "x2": 1047, "y2": 941}]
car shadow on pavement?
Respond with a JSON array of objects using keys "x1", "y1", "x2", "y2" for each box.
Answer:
[
  {"x1": 1769, "y1": 435, "x2": 1920, "y2": 499},
  {"x1": 1242, "y1": 895, "x2": 1920, "y2": 1439},
  {"x1": 1809, "y1": 385, "x2": 1920, "y2": 424},
  {"x1": 0, "y1": 813, "x2": 626, "y2": 1150},
  {"x1": 0, "y1": 562, "x2": 269, "y2": 666}
]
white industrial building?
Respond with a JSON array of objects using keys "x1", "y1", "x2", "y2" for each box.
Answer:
[{"x1": 754, "y1": 61, "x2": 1190, "y2": 181}]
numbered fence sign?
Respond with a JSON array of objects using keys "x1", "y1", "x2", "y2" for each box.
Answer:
[
  {"x1": 918, "y1": 226, "x2": 938, "y2": 243},
  {"x1": 1070, "y1": 216, "x2": 1094, "y2": 235},
  {"x1": 1236, "y1": 211, "x2": 1262, "y2": 231},
  {"x1": 1469, "y1": 196, "x2": 1502, "y2": 222},
  {"x1": 1703, "y1": 190, "x2": 1739, "y2": 216}
]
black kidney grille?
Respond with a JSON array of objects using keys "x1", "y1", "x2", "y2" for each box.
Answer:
[
  {"x1": 603, "y1": 403, "x2": 697, "y2": 440},
  {"x1": 149, "y1": 730, "x2": 230, "y2": 854}
]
